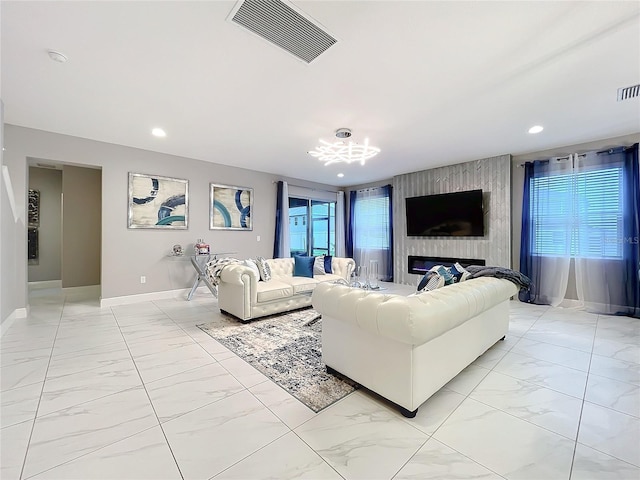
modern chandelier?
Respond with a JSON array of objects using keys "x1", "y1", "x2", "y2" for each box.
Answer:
[{"x1": 308, "y1": 128, "x2": 380, "y2": 166}]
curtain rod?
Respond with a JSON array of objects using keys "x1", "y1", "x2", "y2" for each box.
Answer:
[
  {"x1": 272, "y1": 180, "x2": 341, "y2": 195},
  {"x1": 356, "y1": 185, "x2": 390, "y2": 192},
  {"x1": 517, "y1": 153, "x2": 586, "y2": 168}
]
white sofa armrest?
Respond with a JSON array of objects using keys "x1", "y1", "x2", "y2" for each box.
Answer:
[
  {"x1": 220, "y1": 263, "x2": 259, "y2": 286},
  {"x1": 330, "y1": 257, "x2": 356, "y2": 282},
  {"x1": 218, "y1": 264, "x2": 260, "y2": 319}
]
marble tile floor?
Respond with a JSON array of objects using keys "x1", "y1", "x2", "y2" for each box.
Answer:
[{"x1": 1, "y1": 287, "x2": 639, "y2": 480}]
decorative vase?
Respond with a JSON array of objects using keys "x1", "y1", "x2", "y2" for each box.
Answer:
[
  {"x1": 369, "y1": 260, "x2": 379, "y2": 289},
  {"x1": 351, "y1": 266, "x2": 362, "y2": 288}
]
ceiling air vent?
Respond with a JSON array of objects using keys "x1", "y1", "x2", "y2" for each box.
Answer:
[
  {"x1": 617, "y1": 84, "x2": 640, "y2": 101},
  {"x1": 230, "y1": 0, "x2": 337, "y2": 64}
]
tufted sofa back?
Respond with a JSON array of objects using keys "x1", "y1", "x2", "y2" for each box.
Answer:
[
  {"x1": 266, "y1": 258, "x2": 295, "y2": 277},
  {"x1": 266, "y1": 257, "x2": 355, "y2": 282},
  {"x1": 313, "y1": 277, "x2": 517, "y2": 346}
]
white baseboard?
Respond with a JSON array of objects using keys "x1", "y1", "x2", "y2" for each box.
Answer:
[
  {"x1": 29, "y1": 280, "x2": 62, "y2": 289},
  {"x1": 63, "y1": 285, "x2": 101, "y2": 295},
  {"x1": 100, "y1": 286, "x2": 211, "y2": 307},
  {"x1": 1, "y1": 307, "x2": 28, "y2": 337}
]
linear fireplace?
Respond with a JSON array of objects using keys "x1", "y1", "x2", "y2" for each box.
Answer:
[{"x1": 408, "y1": 255, "x2": 486, "y2": 275}]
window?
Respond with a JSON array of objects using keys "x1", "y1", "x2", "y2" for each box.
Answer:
[
  {"x1": 353, "y1": 195, "x2": 390, "y2": 249},
  {"x1": 289, "y1": 197, "x2": 335, "y2": 257},
  {"x1": 530, "y1": 166, "x2": 623, "y2": 259}
]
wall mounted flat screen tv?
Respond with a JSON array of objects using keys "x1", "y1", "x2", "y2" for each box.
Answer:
[{"x1": 405, "y1": 189, "x2": 484, "y2": 237}]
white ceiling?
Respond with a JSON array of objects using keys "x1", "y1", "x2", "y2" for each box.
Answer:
[{"x1": 2, "y1": 1, "x2": 639, "y2": 187}]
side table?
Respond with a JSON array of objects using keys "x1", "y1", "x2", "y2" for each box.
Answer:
[{"x1": 167, "y1": 252, "x2": 236, "y2": 300}]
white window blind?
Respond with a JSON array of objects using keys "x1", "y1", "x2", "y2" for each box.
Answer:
[
  {"x1": 530, "y1": 166, "x2": 623, "y2": 259},
  {"x1": 354, "y1": 195, "x2": 390, "y2": 249}
]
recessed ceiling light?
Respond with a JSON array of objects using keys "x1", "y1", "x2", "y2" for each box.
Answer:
[
  {"x1": 528, "y1": 125, "x2": 544, "y2": 134},
  {"x1": 151, "y1": 128, "x2": 166, "y2": 138},
  {"x1": 47, "y1": 50, "x2": 68, "y2": 63},
  {"x1": 337, "y1": 173, "x2": 344, "y2": 178}
]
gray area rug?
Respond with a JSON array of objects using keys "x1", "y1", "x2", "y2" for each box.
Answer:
[{"x1": 197, "y1": 308, "x2": 358, "y2": 412}]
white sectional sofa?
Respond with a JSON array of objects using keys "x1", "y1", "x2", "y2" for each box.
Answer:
[
  {"x1": 312, "y1": 277, "x2": 518, "y2": 417},
  {"x1": 218, "y1": 257, "x2": 355, "y2": 321}
]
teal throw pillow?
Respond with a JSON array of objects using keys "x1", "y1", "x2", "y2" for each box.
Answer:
[{"x1": 294, "y1": 256, "x2": 315, "y2": 278}]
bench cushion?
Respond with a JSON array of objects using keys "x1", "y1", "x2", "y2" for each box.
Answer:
[{"x1": 282, "y1": 276, "x2": 319, "y2": 294}]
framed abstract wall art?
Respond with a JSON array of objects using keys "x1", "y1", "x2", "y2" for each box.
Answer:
[
  {"x1": 210, "y1": 183, "x2": 253, "y2": 230},
  {"x1": 28, "y1": 189, "x2": 40, "y2": 227},
  {"x1": 128, "y1": 173, "x2": 189, "y2": 229}
]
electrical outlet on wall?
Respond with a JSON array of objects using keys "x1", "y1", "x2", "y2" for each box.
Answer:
[{"x1": 140, "y1": 276, "x2": 146, "y2": 284}]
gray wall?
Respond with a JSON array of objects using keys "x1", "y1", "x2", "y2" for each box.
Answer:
[
  {"x1": 393, "y1": 155, "x2": 512, "y2": 285},
  {"x1": 61, "y1": 165, "x2": 101, "y2": 287},
  {"x1": 0, "y1": 99, "x2": 12, "y2": 324},
  {"x1": 28, "y1": 167, "x2": 62, "y2": 282},
  {"x1": 1, "y1": 112, "x2": 29, "y2": 323},
  {"x1": 2, "y1": 125, "x2": 337, "y2": 305}
]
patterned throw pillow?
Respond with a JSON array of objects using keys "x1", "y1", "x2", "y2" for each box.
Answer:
[
  {"x1": 432, "y1": 265, "x2": 455, "y2": 285},
  {"x1": 254, "y1": 256, "x2": 272, "y2": 282},
  {"x1": 417, "y1": 271, "x2": 445, "y2": 292},
  {"x1": 449, "y1": 263, "x2": 463, "y2": 282},
  {"x1": 453, "y1": 262, "x2": 472, "y2": 282}
]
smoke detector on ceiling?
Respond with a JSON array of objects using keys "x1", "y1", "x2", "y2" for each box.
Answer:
[
  {"x1": 47, "y1": 50, "x2": 68, "y2": 63},
  {"x1": 335, "y1": 128, "x2": 352, "y2": 139}
]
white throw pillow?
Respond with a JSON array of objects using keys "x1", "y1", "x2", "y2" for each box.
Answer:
[
  {"x1": 243, "y1": 259, "x2": 260, "y2": 280},
  {"x1": 313, "y1": 256, "x2": 326, "y2": 276}
]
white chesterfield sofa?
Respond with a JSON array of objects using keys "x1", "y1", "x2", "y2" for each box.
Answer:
[
  {"x1": 218, "y1": 257, "x2": 355, "y2": 322},
  {"x1": 312, "y1": 277, "x2": 518, "y2": 417}
]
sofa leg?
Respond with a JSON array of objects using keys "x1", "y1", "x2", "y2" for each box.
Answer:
[
  {"x1": 500, "y1": 335, "x2": 506, "y2": 341},
  {"x1": 326, "y1": 366, "x2": 339, "y2": 376},
  {"x1": 325, "y1": 369, "x2": 418, "y2": 418},
  {"x1": 399, "y1": 406, "x2": 418, "y2": 418}
]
